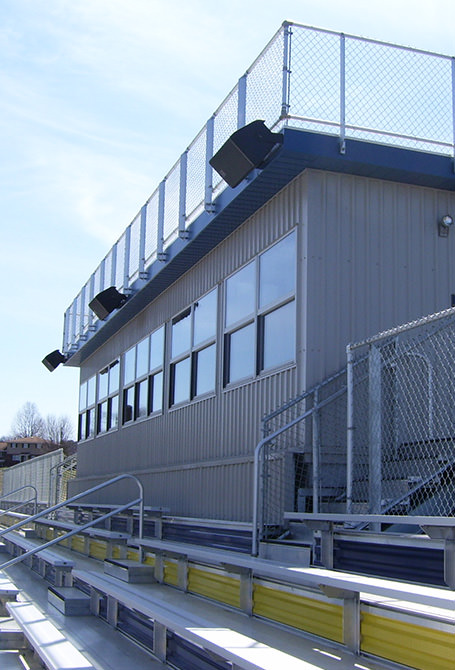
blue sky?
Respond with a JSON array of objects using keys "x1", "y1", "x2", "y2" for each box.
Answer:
[{"x1": 1, "y1": 0, "x2": 454, "y2": 437}]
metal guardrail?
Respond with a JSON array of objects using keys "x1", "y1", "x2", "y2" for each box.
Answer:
[
  {"x1": 347, "y1": 307, "x2": 455, "y2": 517},
  {"x1": 0, "y1": 486, "x2": 38, "y2": 515},
  {"x1": 0, "y1": 474, "x2": 144, "y2": 572},
  {"x1": 63, "y1": 23, "x2": 455, "y2": 355},
  {"x1": 253, "y1": 375, "x2": 348, "y2": 556}
]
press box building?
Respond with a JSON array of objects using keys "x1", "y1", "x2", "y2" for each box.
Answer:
[{"x1": 53, "y1": 24, "x2": 455, "y2": 527}]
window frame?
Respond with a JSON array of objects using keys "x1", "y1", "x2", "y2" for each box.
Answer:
[
  {"x1": 169, "y1": 288, "x2": 218, "y2": 408},
  {"x1": 223, "y1": 230, "x2": 297, "y2": 388}
]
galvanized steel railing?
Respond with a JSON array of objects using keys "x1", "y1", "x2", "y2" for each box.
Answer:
[
  {"x1": 347, "y1": 307, "x2": 455, "y2": 518},
  {"x1": 0, "y1": 474, "x2": 144, "y2": 572},
  {"x1": 63, "y1": 23, "x2": 455, "y2": 355}
]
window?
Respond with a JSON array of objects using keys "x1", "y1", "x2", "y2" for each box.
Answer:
[
  {"x1": 78, "y1": 374, "x2": 96, "y2": 440},
  {"x1": 224, "y1": 231, "x2": 296, "y2": 385},
  {"x1": 97, "y1": 360, "x2": 120, "y2": 435},
  {"x1": 170, "y1": 289, "x2": 217, "y2": 407},
  {"x1": 122, "y1": 325, "x2": 165, "y2": 424}
]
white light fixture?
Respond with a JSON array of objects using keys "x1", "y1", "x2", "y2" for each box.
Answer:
[{"x1": 438, "y1": 214, "x2": 454, "y2": 237}]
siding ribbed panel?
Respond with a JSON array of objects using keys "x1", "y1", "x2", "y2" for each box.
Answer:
[
  {"x1": 253, "y1": 581, "x2": 343, "y2": 642},
  {"x1": 72, "y1": 178, "x2": 304, "y2": 521},
  {"x1": 361, "y1": 609, "x2": 455, "y2": 669},
  {"x1": 305, "y1": 170, "x2": 455, "y2": 386}
]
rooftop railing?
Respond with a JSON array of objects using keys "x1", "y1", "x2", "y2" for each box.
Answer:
[{"x1": 63, "y1": 23, "x2": 455, "y2": 354}]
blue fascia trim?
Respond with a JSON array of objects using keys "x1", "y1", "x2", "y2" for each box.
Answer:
[{"x1": 66, "y1": 129, "x2": 454, "y2": 366}]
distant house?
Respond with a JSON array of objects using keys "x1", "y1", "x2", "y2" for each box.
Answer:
[{"x1": 0, "y1": 438, "x2": 61, "y2": 468}]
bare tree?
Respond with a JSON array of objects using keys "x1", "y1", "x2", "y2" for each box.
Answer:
[
  {"x1": 11, "y1": 402, "x2": 44, "y2": 438},
  {"x1": 43, "y1": 414, "x2": 74, "y2": 444}
]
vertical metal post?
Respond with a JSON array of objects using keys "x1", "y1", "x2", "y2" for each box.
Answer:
[
  {"x1": 237, "y1": 74, "x2": 247, "y2": 128},
  {"x1": 157, "y1": 179, "x2": 166, "y2": 261},
  {"x1": 451, "y1": 57, "x2": 455, "y2": 171},
  {"x1": 346, "y1": 345, "x2": 354, "y2": 514},
  {"x1": 123, "y1": 226, "x2": 131, "y2": 293},
  {"x1": 205, "y1": 115, "x2": 215, "y2": 213},
  {"x1": 100, "y1": 257, "x2": 105, "y2": 292},
  {"x1": 139, "y1": 205, "x2": 147, "y2": 279},
  {"x1": 339, "y1": 33, "x2": 346, "y2": 154},
  {"x1": 179, "y1": 150, "x2": 189, "y2": 238},
  {"x1": 153, "y1": 621, "x2": 167, "y2": 662},
  {"x1": 369, "y1": 345, "x2": 382, "y2": 519},
  {"x1": 111, "y1": 244, "x2": 117, "y2": 287},
  {"x1": 281, "y1": 22, "x2": 292, "y2": 120},
  {"x1": 88, "y1": 274, "x2": 95, "y2": 329},
  {"x1": 312, "y1": 389, "x2": 320, "y2": 514},
  {"x1": 80, "y1": 285, "x2": 86, "y2": 338},
  {"x1": 62, "y1": 309, "x2": 70, "y2": 354},
  {"x1": 71, "y1": 297, "x2": 78, "y2": 346}
]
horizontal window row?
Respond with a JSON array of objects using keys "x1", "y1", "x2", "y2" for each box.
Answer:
[{"x1": 78, "y1": 230, "x2": 297, "y2": 439}]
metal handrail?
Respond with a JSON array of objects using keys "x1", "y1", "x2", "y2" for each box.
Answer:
[
  {"x1": 252, "y1": 385, "x2": 348, "y2": 556},
  {"x1": 0, "y1": 474, "x2": 144, "y2": 572},
  {"x1": 0, "y1": 486, "x2": 37, "y2": 515},
  {"x1": 0, "y1": 499, "x2": 37, "y2": 517},
  {"x1": 48, "y1": 454, "x2": 77, "y2": 508},
  {"x1": 0, "y1": 499, "x2": 141, "y2": 572}
]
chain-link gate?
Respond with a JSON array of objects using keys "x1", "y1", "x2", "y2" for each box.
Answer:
[
  {"x1": 347, "y1": 308, "x2": 455, "y2": 517},
  {"x1": 254, "y1": 369, "x2": 349, "y2": 551}
]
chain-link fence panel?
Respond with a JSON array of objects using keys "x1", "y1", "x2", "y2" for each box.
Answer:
[
  {"x1": 64, "y1": 24, "x2": 455, "y2": 355},
  {"x1": 258, "y1": 369, "x2": 349, "y2": 541},
  {"x1": 128, "y1": 212, "x2": 142, "y2": 285},
  {"x1": 348, "y1": 308, "x2": 455, "y2": 517},
  {"x1": 289, "y1": 26, "x2": 341, "y2": 135}
]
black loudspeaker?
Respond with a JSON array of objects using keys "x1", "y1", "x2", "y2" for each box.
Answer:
[
  {"x1": 42, "y1": 350, "x2": 66, "y2": 372},
  {"x1": 209, "y1": 120, "x2": 283, "y2": 188},
  {"x1": 89, "y1": 286, "x2": 127, "y2": 320}
]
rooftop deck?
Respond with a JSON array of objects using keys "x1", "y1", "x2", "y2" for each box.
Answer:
[{"x1": 62, "y1": 23, "x2": 455, "y2": 360}]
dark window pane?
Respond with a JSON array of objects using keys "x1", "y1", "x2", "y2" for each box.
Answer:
[
  {"x1": 151, "y1": 372, "x2": 163, "y2": 412},
  {"x1": 259, "y1": 232, "x2": 296, "y2": 308},
  {"x1": 225, "y1": 262, "x2": 255, "y2": 327},
  {"x1": 194, "y1": 289, "x2": 217, "y2": 346},
  {"x1": 136, "y1": 379, "x2": 148, "y2": 419},
  {"x1": 136, "y1": 338, "x2": 149, "y2": 379},
  {"x1": 228, "y1": 323, "x2": 255, "y2": 383},
  {"x1": 123, "y1": 386, "x2": 135, "y2": 423},
  {"x1": 87, "y1": 409, "x2": 95, "y2": 438},
  {"x1": 172, "y1": 357, "x2": 191, "y2": 405},
  {"x1": 195, "y1": 344, "x2": 216, "y2": 396},
  {"x1": 150, "y1": 326, "x2": 164, "y2": 371},
  {"x1": 98, "y1": 401, "x2": 108, "y2": 433},
  {"x1": 172, "y1": 310, "x2": 191, "y2": 358},
  {"x1": 78, "y1": 413, "x2": 84, "y2": 440},
  {"x1": 263, "y1": 301, "x2": 295, "y2": 370},
  {"x1": 108, "y1": 395, "x2": 119, "y2": 430}
]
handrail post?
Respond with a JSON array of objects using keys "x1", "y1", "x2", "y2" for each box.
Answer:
[
  {"x1": 312, "y1": 389, "x2": 320, "y2": 514},
  {"x1": 340, "y1": 33, "x2": 346, "y2": 154},
  {"x1": 281, "y1": 21, "x2": 292, "y2": 120},
  {"x1": 346, "y1": 345, "x2": 354, "y2": 514},
  {"x1": 0, "y1": 473, "x2": 144, "y2": 541}
]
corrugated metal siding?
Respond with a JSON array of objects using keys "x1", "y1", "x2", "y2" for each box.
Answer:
[
  {"x1": 72, "y1": 180, "x2": 304, "y2": 521},
  {"x1": 305, "y1": 170, "x2": 455, "y2": 386},
  {"x1": 361, "y1": 609, "x2": 455, "y2": 669},
  {"x1": 252, "y1": 581, "x2": 343, "y2": 642},
  {"x1": 188, "y1": 565, "x2": 240, "y2": 608},
  {"x1": 334, "y1": 539, "x2": 445, "y2": 586}
]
